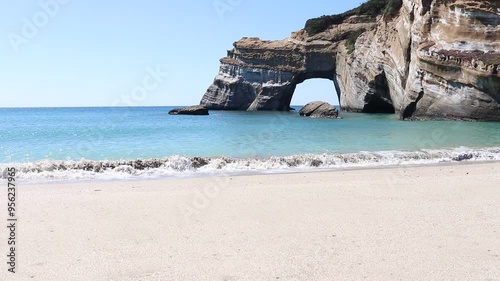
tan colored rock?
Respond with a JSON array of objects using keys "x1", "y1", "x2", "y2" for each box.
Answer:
[
  {"x1": 201, "y1": 0, "x2": 500, "y2": 120},
  {"x1": 299, "y1": 101, "x2": 339, "y2": 118}
]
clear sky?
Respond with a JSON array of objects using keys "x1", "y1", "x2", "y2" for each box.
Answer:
[{"x1": 0, "y1": 0, "x2": 361, "y2": 107}]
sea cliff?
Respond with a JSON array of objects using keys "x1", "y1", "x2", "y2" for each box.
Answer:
[{"x1": 201, "y1": 0, "x2": 500, "y2": 120}]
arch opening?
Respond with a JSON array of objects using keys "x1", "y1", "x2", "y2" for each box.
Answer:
[{"x1": 290, "y1": 78, "x2": 340, "y2": 109}]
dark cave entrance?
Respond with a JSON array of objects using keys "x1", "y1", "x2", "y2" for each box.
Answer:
[{"x1": 363, "y1": 72, "x2": 395, "y2": 114}]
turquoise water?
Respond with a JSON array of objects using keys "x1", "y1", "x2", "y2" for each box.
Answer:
[{"x1": 1, "y1": 106, "x2": 500, "y2": 182}]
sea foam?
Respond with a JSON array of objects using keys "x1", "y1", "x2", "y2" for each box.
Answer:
[{"x1": 2, "y1": 147, "x2": 500, "y2": 184}]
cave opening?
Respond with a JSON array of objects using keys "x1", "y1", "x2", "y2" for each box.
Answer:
[{"x1": 362, "y1": 71, "x2": 396, "y2": 114}]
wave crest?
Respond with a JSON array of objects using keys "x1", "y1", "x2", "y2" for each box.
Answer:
[{"x1": 2, "y1": 147, "x2": 500, "y2": 183}]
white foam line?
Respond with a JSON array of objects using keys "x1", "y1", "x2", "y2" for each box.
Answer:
[{"x1": 1, "y1": 147, "x2": 500, "y2": 184}]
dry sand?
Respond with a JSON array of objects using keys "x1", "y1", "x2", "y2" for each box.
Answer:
[{"x1": 1, "y1": 162, "x2": 500, "y2": 281}]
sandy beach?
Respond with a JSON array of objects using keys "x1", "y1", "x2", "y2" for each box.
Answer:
[{"x1": 2, "y1": 162, "x2": 500, "y2": 281}]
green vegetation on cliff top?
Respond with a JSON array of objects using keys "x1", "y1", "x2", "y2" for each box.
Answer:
[
  {"x1": 345, "y1": 28, "x2": 367, "y2": 55},
  {"x1": 304, "y1": 0, "x2": 403, "y2": 35}
]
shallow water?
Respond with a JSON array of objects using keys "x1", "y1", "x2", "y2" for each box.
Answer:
[{"x1": 1, "y1": 106, "x2": 500, "y2": 182}]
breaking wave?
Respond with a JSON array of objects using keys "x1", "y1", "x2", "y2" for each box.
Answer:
[{"x1": 2, "y1": 147, "x2": 500, "y2": 184}]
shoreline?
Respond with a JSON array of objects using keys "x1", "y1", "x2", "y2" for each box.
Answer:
[
  {"x1": 18, "y1": 158, "x2": 500, "y2": 187},
  {"x1": 4, "y1": 161, "x2": 500, "y2": 280},
  {"x1": 4, "y1": 146, "x2": 500, "y2": 185}
]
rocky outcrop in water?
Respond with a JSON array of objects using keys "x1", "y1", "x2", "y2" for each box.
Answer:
[
  {"x1": 200, "y1": 0, "x2": 500, "y2": 121},
  {"x1": 299, "y1": 101, "x2": 339, "y2": 118},
  {"x1": 169, "y1": 105, "x2": 209, "y2": 115}
]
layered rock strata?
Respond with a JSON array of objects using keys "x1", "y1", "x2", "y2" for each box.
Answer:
[{"x1": 201, "y1": 0, "x2": 500, "y2": 120}]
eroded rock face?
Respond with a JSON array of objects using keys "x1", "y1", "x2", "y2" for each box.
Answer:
[
  {"x1": 403, "y1": 0, "x2": 500, "y2": 120},
  {"x1": 201, "y1": 0, "x2": 500, "y2": 120},
  {"x1": 299, "y1": 101, "x2": 339, "y2": 118},
  {"x1": 200, "y1": 33, "x2": 348, "y2": 111}
]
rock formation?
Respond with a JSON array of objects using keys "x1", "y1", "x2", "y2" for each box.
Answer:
[
  {"x1": 200, "y1": 0, "x2": 500, "y2": 121},
  {"x1": 168, "y1": 105, "x2": 209, "y2": 115},
  {"x1": 299, "y1": 101, "x2": 339, "y2": 118}
]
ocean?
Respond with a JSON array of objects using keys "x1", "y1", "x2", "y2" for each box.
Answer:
[{"x1": 1, "y1": 106, "x2": 500, "y2": 183}]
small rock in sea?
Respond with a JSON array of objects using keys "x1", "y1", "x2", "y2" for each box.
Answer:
[
  {"x1": 191, "y1": 157, "x2": 209, "y2": 168},
  {"x1": 310, "y1": 159, "x2": 323, "y2": 167},
  {"x1": 452, "y1": 153, "x2": 474, "y2": 161},
  {"x1": 299, "y1": 101, "x2": 339, "y2": 118},
  {"x1": 168, "y1": 105, "x2": 209, "y2": 116}
]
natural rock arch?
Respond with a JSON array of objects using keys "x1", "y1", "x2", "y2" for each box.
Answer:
[
  {"x1": 200, "y1": 35, "x2": 396, "y2": 114},
  {"x1": 201, "y1": 0, "x2": 500, "y2": 120}
]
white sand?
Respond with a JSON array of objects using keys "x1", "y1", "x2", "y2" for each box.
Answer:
[{"x1": 2, "y1": 162, "x2": 500, "y2": 280}]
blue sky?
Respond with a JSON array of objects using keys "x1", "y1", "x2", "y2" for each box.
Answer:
[{"x1": 1, "y1": 0, "x2": 361, "y2": 107}]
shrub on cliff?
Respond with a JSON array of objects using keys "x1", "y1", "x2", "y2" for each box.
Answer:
[
  {"x1": 304, "y1": 14, "x2": 346, "y2": 35},
  {"x1": 384, "y1": 0, "x2": 403, "y2": 16},
  {"x1": 345, "y1": 28, "x2": 367, "y2": 54},
  {"x1": 354, "y1": 0, "x2": 390, "y2": 16},
  {"x1": 304, "y1": 0, "x2": 403, "y2": 35}
]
